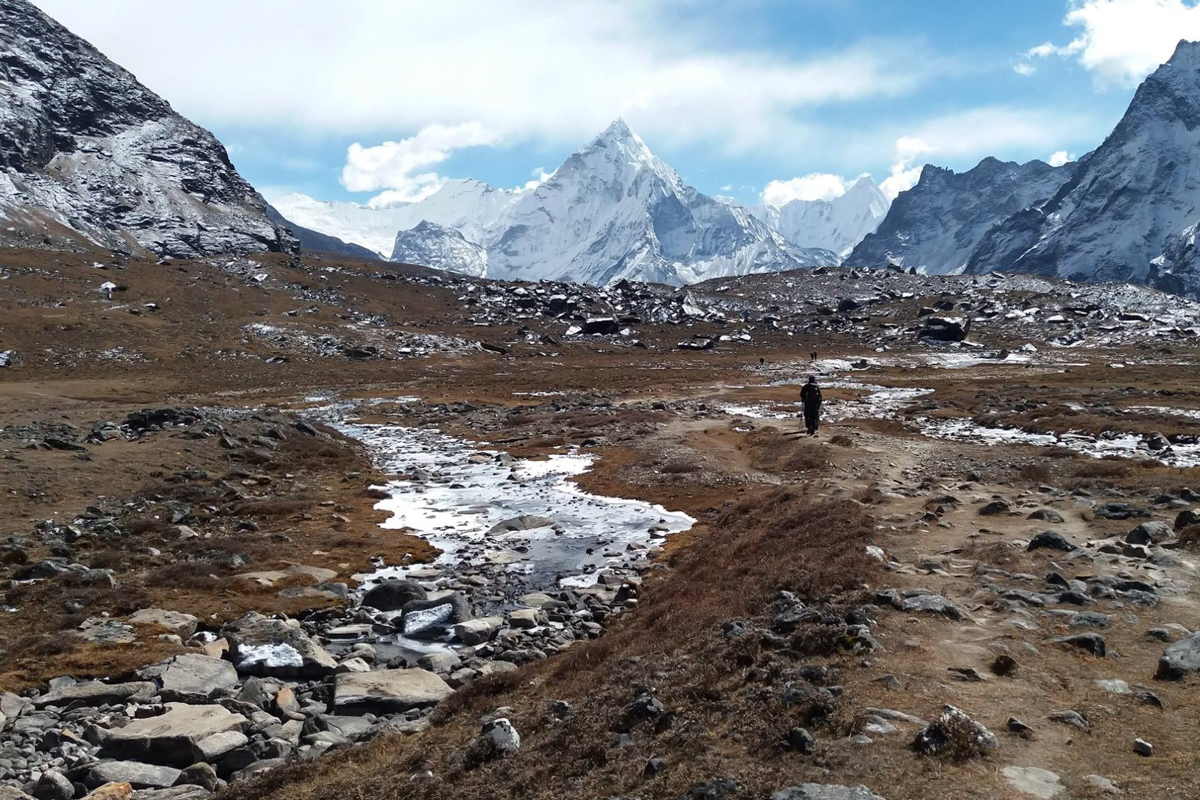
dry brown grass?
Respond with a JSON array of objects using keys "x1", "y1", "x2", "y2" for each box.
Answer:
[
  {"x1": 743, "y1": 430, "x2": 833, "y2": 473},
  {"x1": 225, "y1": 490, "x2": 879, "y2": 800}
]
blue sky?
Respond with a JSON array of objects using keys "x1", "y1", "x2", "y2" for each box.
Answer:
[{"x1": 32, "y1": 0, "x2": 1200, "y2": 206}]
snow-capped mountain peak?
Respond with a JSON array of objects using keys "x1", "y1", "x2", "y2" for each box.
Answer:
[
  {"x1": 760, "y1": 175, "x2": 890, "y2": 257},
  {"x1": 280, "y1": 119, "x2": 836, "y2": 285}
]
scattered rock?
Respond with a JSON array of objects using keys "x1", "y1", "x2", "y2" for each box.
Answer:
[
  {"x1": 100, "y1": 703, "x2": 249, "y2": 766},
  {"x1": 1133, "y1": 738, "x2": 1153, "y2": 757},
  {"x1": 1157, "y1": 633, "x2": 1200, "y2": 679},
  {"x1": 332, "y1": 669, "x2": 454, "y2": 714},
  {"x1": 772, "y1": 785, "x2": 886, "y2": 800},
  {"x1": 1027, "y1": 531, "x2": 1077, "y2": 552}
]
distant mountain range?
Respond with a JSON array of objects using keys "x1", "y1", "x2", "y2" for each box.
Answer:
[
  {"x1": 277, "y1": 120, "x2": 862, "y2": 285},
  {"x1": 4, "y1": 0, "x2": 1200, "y2": 297},
  {"x1": 847, "y1": 40, "x2": 1200, "y2": 299}
]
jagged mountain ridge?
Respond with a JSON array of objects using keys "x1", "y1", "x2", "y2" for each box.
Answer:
[
  {"x1": 278, "y1": 121, "x2": 838, "y2": 286},
  {"x1": 0, "y1": 0, "x2": 292, "y2": 258},
  {"x1": 966, "y1": 40, "x2": 1200, "y2": 298},
  {"x1": 391, "y1": 220, "x2": 487, "y2": 276},
  {"x1": 844, "y1": 157, "x2": 1074, "y2": 275},
  {"x1": 754, "y1": 176, "x2": 889, "y2": 257}
]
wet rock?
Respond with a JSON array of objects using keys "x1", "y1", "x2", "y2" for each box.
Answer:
[
  {"x1": 487, "y1": 515, "x2": 554, "y2": 534},
  {"x1": 100, "y1": 703, "x2": 248, "y2": 766},
  {"x1": 332, "y1": 669, "x2": 453, "y2": 714},
  {"x1": 220, "y1": 613, "x2": 337, "y2": 678},
  {"x1": 85, "y1": 761, "x2": 183, "y2": 790},
  {"x1": 1027, "y1": 531, "x2": 1076, "y2": 552},
  {"x1": 401, "y1": 594, "x2": 472, "y2": 638},
  {"x1": 1156, "y1": 633, "x2": 1200, "y2": 679},
  {"x1": 360, "y1": 580, "x2": 427, "y2": 612}
]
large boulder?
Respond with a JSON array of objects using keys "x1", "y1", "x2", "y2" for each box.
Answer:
[
  {"x1": 1126, "y1": 522, "x2": 1174, "y2": 545},
  {"x1": 333, "y1": 669, "x2": 453, "y2": 714},
  {"x1": 100, "y1": 703, "x2": 248, "y2": 766},
  {"x1": 401, "y1": 593, "x2": 472, "y2": 638},
  {"x1": 220, "y1": 612, "x2": 337, "y2": 678},
  {"x1": 1157, "y1": 633, "x2": 1200, "y2": 679},
  {"x1": 918, "y1": 317, "x2": 969, "y2": 342},
  {"x1": 1175, "y1": 509, "x2": 1200, "y2": 531},
  {"x1": 360, "y1": 579, "x2": 427, "y2": 612},
  {"x1": 138, "y1": 654, "x2": 238, "y2": 701},
  {"x1": 33, "y1": 681, "x2": 157, "y2": 709}
]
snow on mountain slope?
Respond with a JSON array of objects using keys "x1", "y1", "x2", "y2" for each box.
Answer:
[
  {"x1": 273, "y1": 178, "x2": 518, "y2": 258},
  {"x1": 755, "y1": 177, "x2": 889, "y2": 256},
  {"x1": 391, "y1": 221, "x2": 486, "y2": 276},
  {"x1": 966, "y1": 40, "x2": 1200, "y2": 299},
  {"x1": 0, "y1": 0, "x2": 292, "y2": 258},
  {"x1": 283, "y1": 120, "x2": 834, "y2": 285},
  {"x1": 844, "y1": 157, "x2": 1073, "y2": 274}
]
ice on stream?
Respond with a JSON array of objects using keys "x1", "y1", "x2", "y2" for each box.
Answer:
[{"x1": 333, "y1": 420, "x2": 694, "y2": 591}]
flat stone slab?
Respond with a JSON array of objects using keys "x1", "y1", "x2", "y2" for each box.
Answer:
[
  {"x1": 236, "y1": 564, "x2": 337, "y2": 587},
  {"x1": 128, "y1": 608, "x2": 199, "y2": 638},
  {"x1": 221, "y1": 612, "x2": 338, "y2": 678},
  {"x1": 1002, "y1": 766, "x2": 1064, "y2": 799},
  {"x1": 33, "y1": 680, "x2": 157, "y2": 708},
  {"x1": 100, "y1": 703, "x2": 248, "y2": 766},
  {"x1": 138, "y1": 654, "x2": 238, "y2": 701},
  {"x1": 86, "y1": 760, "x2": 182, "y2": 789},
  {"x1": 333, "y1": 669, "x2": 453, "y2": 713}
]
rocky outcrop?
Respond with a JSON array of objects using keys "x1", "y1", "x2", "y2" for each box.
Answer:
[
  {"x1": 967, "y1": 41, "x2": 1200, "y2": 299},
  {"x1": 0, "y1": 0, "x2": 293, "y2": 258}
]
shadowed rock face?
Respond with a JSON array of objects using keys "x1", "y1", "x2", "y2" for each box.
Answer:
[
  {"x1": 845, "y1": 157, "x2": 1074, "y2": 276},
  {"x1": 0, "y1": 0, "x2": 294, "y2": 258}
]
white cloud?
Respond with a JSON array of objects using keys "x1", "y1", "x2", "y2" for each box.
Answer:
[
  {"x1": 1020, "y1": 0, "x2": 1200, "y2": 87},
  {"x1": 516, "y1": 167, "x2": 555, "y2": 193},
  {"x1": 1048, "y1": 149, "x2": 1074, "y2": 166},
  {"x1": 879, "y1": 136, "x2": 935, "y2": 199},
  {"x1": 762, "y1": 173, "x2": 849, "y2": 206},
  {"x1": 30, "y1": 0, "x2": 934, "y2": 156},
  {"x1": 1013, "y1": 62, "x2": 1038, "y2": 76},
  {"x1": 341, "y1": 122, "x2": 501, "y2": 203}
]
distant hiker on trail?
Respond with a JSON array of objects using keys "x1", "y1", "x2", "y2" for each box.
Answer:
[
  {"x1": 800, "y1": 375, "x2": 822, "y2": 436},
  {"x1": 810, "y1": 351, "x2": 818, "y2": 363}
]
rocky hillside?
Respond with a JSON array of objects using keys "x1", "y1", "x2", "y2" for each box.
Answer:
[
  {"x1": 0, "y1": 0, "x2": 293, "y2": 258},
  {"x1": 967, "y1": 41, "x2": 1200, "y2": 299},
  {"x1": 844, "y1": 157, "x2": 1073, "y2": 275}
]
